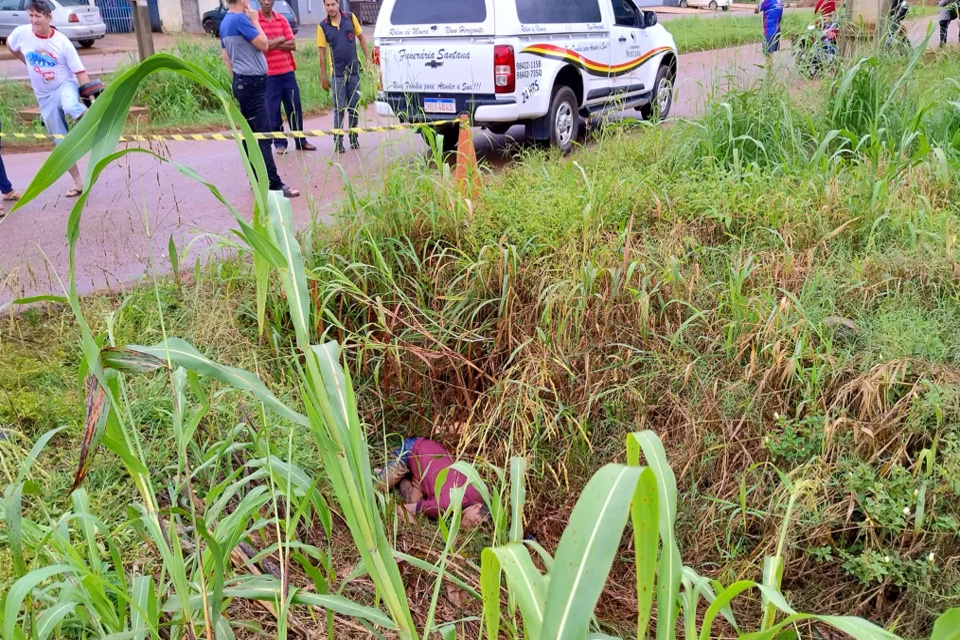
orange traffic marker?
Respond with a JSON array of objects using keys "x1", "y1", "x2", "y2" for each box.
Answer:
[{"x1": 454, "y1": 114, "x2": 481, "y2": 199}]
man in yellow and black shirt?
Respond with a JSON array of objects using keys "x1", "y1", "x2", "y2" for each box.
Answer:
[{"x1": 317, "y1": 0, "x2": 369, "y2": 153}]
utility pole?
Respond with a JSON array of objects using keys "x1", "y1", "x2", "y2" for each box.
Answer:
[{"x1": 130, "y1": 0, "x2": 155, "y2": 62}]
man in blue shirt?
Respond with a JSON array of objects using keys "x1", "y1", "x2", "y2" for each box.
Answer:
[
  {"x1": 756, "y1": 0, "x2": 784, "y2": 56},
  {"x1": 221, "y1": 0, "x2": 299, "y2": 198}
]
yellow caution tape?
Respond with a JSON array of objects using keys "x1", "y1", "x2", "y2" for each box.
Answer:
[{"x1": 0, "y1": 119, "x2": 464, "y2": 143}]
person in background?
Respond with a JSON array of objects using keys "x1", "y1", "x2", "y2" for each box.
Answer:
[
  {"x1": 939, "y1": 0, "x2": 958, "y2": 48},
  {"x1": 6, "y1": 0, "x2": 88, "y2": 199},
  {"x1": 317, "y1": 0, "x2": 370, "y2": 154},
  {"x1": 220, "y1": 0, "x2": 300, "y2": 197},
  {"x1": 0, "y1": 117, "x2": 22, "y2": 219},
  {"x1": 377, "y1": 438, "x2": 489, "y2": 529},
  {"x1": 259, "y1": 0, "x2": 316, "y2": 155},
  {"x1": 755, "y1": 0, "x2": 784, "y2": 57},
  {"x1": 814, "y1": 0, "x2": 837, "y2": 25}
]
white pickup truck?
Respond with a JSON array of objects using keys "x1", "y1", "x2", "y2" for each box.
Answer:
[{"x1": 372, "y1": 0, "x2": 678, "y2": 153}]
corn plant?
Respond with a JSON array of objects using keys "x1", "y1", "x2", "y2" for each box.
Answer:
[{"x1": 12, "y1": 53, "x2": 417, "y2": 640}]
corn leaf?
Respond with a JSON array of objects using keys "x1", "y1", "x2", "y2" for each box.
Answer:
[
  {"x1": 541, "y1": 464, "x2": 642, "y2": 640},
  {"x1": 931, "y1": 609, "x2": 960, "y2": 640},
  {"x1": 484, "y1": 545, "x2": 548, "y2": 640},
  {"x1": 3, "y1": 564, "x2": 77, "y2": 640},
  {"x1": 633, "y1": 467, "x2": 659, "y2": 640},
  {"x1": 129, "y1": 338, "x2": 307, "y2": 427},
  {"x1": 628, "y1": 432, "x2": 682, "y2": 640}
]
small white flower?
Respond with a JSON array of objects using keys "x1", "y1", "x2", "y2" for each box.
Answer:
[
  {"x1": 884, "y1": 556, "x2": 891, "y2": 563},
  {"x1": 903, "y1": 507, "x2": 911, "y2": 516},
  {"x1": 928, "y1": 552, "x2": 935, "y2": 563},
  {"x1": 773, "y1": 412, "x2": 780, "y2": 420},
  {"x1": 914, "y1": 489, "x2": 919, "y2": 497}
]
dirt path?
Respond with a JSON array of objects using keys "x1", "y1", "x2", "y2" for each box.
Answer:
[{"x1": 0, "y1": 16, "x2": 941, "y2": 308}]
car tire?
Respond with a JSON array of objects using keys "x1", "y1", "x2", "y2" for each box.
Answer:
[
  {"x1": 722, "y1": 4, "x2": 730, "y2": 9},
  {"x1": 203, "y1": 19, "x2": 218, "y2": 37},
  {"x1": 548, "y1": 86, "x2": 579, "y2": 154},
  {"x1": 679, "y1": 0, "x2": 688, "y2": 7},
  {"x1": 78, "y1": 39, "x2": 95, "y2": 48},
  {"x1": 638, "y1": 65, "x2": 674, "y2": 121},
  {"x1": 709, "y1": 0, "x2": 718, "y2": 9}
]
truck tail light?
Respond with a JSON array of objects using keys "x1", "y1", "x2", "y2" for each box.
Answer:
[
  {"x1": 494, "y1": 45, "x2": 515, "y2": 94},
  {"x1": 373, "y1": 46, "x2": 380, "y2": 66},
  {"x1": 68, "y1": 12, "x2": 80, "y2": 22},
  {"x1": 373, "y1": 46, "x2": 382, "y2": 91}
]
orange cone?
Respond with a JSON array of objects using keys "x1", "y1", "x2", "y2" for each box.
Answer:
[{"x1": 454, "y1": 114, "x2": 481, "y2": 199}]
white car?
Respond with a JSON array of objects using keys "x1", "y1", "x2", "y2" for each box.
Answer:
[
  {"x1": 373, "y1": 0, "x2": 678, "y2": 153},
  {"x1": 678, "y1": 0, "x2": 731, "y2": 11},
  {"x1": 0, "y1": 0, "x2": 106, "y2": 48}
]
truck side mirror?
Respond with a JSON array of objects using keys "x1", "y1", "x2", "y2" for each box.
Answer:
[{"x1": 644, "y1": 11, "x2": 658, "y2": 28}]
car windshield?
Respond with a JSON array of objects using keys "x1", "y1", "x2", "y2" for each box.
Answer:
[{"x1": 390, "y1": 0, "x2": 486, "y2": 25}]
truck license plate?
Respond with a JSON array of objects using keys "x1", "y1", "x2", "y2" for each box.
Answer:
[{"x1": 424, "y1": 98, "x2": 456, "y2": 114}]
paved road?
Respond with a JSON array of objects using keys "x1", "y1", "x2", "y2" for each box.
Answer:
[{"x1": 0, "y1": 16, "x2": 939, "y2": 308}]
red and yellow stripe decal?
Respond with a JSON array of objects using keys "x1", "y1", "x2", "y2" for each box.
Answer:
[{"x1": 521, "y1": 44, "x2": 672, "y2": 78}]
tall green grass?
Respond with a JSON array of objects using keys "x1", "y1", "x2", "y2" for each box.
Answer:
[{"x1": 5, "y1": 40, "x2": 960, "y2": 640}]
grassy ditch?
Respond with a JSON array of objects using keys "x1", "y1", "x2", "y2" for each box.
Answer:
[{"x1": 3, "y1": 45, "x2": 960, "y2": 638}]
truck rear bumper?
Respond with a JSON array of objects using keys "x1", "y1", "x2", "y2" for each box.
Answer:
[{"x1": 376, "y1": 92, "x2": 519, "y2": 125}]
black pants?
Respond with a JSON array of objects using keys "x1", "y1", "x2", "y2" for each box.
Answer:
[
  {"x1": 266, "y1": 71, "x2": 307, "y2": 151},
  {"x1": 233, "y1": 74, "x2": 283, "y2": 191},
  {"x1": 940, "y1": 18, "x2": 956, "y2": 46}
]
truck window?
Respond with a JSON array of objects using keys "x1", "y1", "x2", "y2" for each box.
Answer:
[
  {"x1": 390, "y1": 0, "x2": 487, "y2": 24},
  {"x1": 609, "y1": 0, "x2": 640, "y2": 27},
  {"x1": 515, "y1": 0, "x2": 602, "y2": 24}
]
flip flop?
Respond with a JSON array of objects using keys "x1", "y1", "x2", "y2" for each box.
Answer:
[
  {"x1": 281, "y1": 185, "x2": 300, "y2": 198},
  {"x1": 2, "y1": 190, "x2": 21, "y2": 202},
  {"x1": 298, "y1": 142, "x2": 317, "y2": 151},
  {"x1": 65, "y1": 186, "x2": 83, "y2": 198}
]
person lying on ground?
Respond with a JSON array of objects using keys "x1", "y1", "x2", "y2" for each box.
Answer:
[
  {"x1": 377, "y1": 438, "x2": 489, "y2": 529},
  {"x1": 6, "y1": 0, "x2": 88, "y2": 199}
]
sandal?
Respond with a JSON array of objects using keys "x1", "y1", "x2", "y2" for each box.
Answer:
[
  {"x1": 281, "y1": 185, "x2": 300, "y2": 198},
  {"x1": 2, "y1": 190, "x2": 21, "y2": 202},
  {"x1": 298, "y1": 142, "x2": 316, "y2": 151},
  {"x1": 65, "y1": 186, "x2": 83, "y2": 198}
]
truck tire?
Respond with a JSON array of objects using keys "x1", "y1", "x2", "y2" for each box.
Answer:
[
  {"x1": 679, "y1": 0, "x2": 688, "y2": 7},
  {"x1": 709, "y1": 0, "x2": 718, "y2": 10},
  {"x1": 78, "y1": 39, "x2": 95, "y2": 48},
  {"x1": 548, "y1": 86, "x2": 579, "y2": 153},
  {"x1": 638, "y1": 65, "x2": 674, "y2": 121}
]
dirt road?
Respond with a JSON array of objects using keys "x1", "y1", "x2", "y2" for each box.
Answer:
[{"x1": 0, "y1": 18, "x2": 939, "y2": 308}]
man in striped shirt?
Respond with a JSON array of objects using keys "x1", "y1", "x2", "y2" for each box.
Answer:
[{"x1": 259, "y1": 0, "x2": 315, "y2": 153}]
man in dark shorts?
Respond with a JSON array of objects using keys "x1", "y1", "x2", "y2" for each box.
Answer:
[
  {"x1": 220, "y1": 0, "x2": 300, "y2": 197},
  {"x1": 378, "y1": 438, "x2": 489, "y2": 529}
]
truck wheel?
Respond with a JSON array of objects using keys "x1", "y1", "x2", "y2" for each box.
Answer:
[
  {"x1": 709, "y1": 0, "x2": 718, "y2": 9},
  {"x1": 78, "y1": 39, "x2": 95, "y2": 48},
  {"x1": 549, "y1": 86, "x2": 579, "y2": 153},
  {"x1": 679, "y1": 0, "x2": 688, "y2": 7},
  {"x1": 203, "y1": 19, "x2": 218, "y2": 37},
  {"x1": 639, "y1": 65, "x2": 674, "y2": 121}
]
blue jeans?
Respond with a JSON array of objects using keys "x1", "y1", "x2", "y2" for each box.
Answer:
[
  {"x1": 0, "y1": 116, "x2": 12, "y2": 195},
  {"x1": 332, "y1": 73, "x2": 360, "y2": 147},
  {"x1": 233, "y1": 74, "x2": 284, "y2": 191},
  {"x1": 266, "y1": 71, "x2": 308, "y2": 151},
  {"x1": 38, "y1": 81, "x2": 86, "y2": 144}
]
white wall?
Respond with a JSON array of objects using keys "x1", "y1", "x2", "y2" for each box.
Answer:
[
  {"x1": 158, "y1": 0, "x2": 184, "y2": 32},
  {"x1": 198, "y1": 0, "x2": 220, "y2": 15}
]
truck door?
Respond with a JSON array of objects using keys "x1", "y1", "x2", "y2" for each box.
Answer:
[{"x1": 607, "y1": 0, "x2": 656, "y2": 102}]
